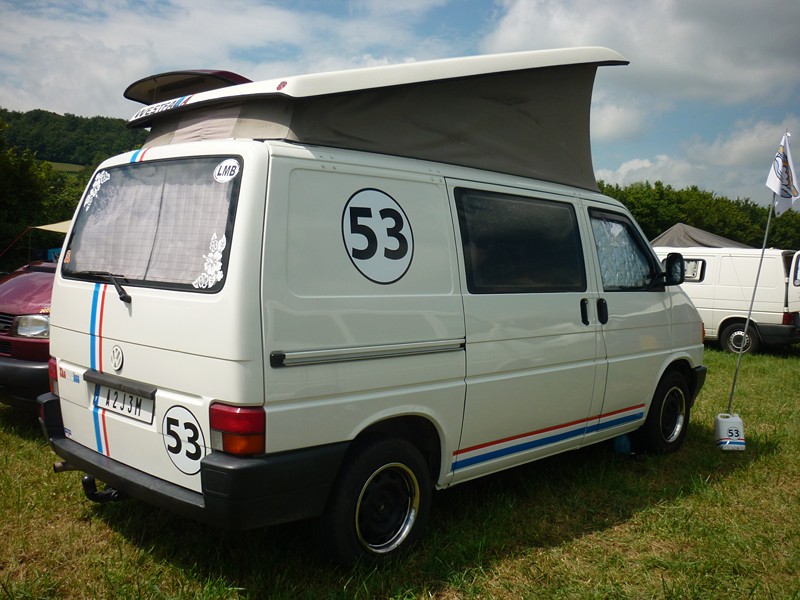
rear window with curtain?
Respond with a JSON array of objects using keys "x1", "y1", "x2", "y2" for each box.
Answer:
[{"x1": 62, "y1": 156, "x2": 241, "y2": 292}]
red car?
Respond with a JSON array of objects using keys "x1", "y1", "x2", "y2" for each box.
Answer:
[{"x1": 0, "y1": 262, "x2": 55, "y2": 408}]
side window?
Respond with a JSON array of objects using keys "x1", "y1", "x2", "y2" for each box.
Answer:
[
  {"x1": 683, "y1": 258, "x2": 706, "y2": 282},
  {"x1": 589, "y1": 210, "x2": 657, "y2": 291},
  {"x1": 455, "y1": 188, "x2": 586, "y2": 294}
]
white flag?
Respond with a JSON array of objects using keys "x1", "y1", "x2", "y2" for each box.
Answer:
[{"x1": 766, "y1": 132, "x2": 800, "y2": 216}]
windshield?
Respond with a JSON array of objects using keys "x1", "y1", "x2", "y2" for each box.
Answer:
[{"x1": 63, "y1": 156, "x2": 241, "y2": 292}]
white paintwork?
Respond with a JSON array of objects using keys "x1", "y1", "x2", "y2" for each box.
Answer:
[{"x1": 50, "y1": 140, "x2": 704, "y2": 498}]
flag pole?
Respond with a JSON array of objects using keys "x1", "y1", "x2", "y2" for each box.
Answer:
[
  {"x1": 727, "y1": 194, "x2": 774, "y2": 413},
  {"x1": 717, "y1": 131, "x2": 797, "y2": 451}
]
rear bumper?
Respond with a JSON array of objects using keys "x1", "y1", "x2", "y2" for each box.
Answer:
[
  {"x1": 757, "y1": 323, "x2": 800, "y2": 347},
  {"x1": 0, "y1": 356, "x2": 49, "y2": 408},
  {"x1": 37, "y1": 393, "x2": 349, "y2": 530},
  {"x1": 690, "y1": 365, "x2": 707, "y2": 405}
]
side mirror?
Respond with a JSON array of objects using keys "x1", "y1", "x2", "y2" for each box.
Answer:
[{"x1": 664, "y1": 252, "x2": 685, "y2": 286}]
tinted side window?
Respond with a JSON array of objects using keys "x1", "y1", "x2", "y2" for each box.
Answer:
[
  {"x1": 589, "y1": 210, "x2": 657, "y2": 291},
  {"x1": 455, "y1": 188, "x2": 586, "y2": 294}
]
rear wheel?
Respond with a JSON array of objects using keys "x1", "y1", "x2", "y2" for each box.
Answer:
[
  {"x1": 635, "y1": 371, "x2": 690, "y2": 454},
  {"x1": 720, "y1": 322, "x2": 760, "y2": 354},
  {"x1": 320, "y1": 437, "x2": 431, "y2": 566}
]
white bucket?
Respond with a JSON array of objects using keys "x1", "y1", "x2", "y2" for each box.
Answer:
[{"x1": 715, "y1": 413, "x2": 745, "y2": 451}]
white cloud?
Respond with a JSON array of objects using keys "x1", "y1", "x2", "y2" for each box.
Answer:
[
  {"x1": 684, "y1": 117, "x2": 800, "y2": 169},
  {"x1": 481, "y1": 0, "x2": 800, "y2": 170},
  {"x1": 596, "y1": 116, "x2": 800, "y2": 202},
  {"x1": 351, "y1": 0, "x2": 450, "y2": 17},
  {"x1": 1, "y1": 0, "x2": 799, "y2": 206},
  {"x1": 591, "y1": 97, "x2": 649, "y2": 142},
  {"x1": 476, "y1": 0, "x2": 800, "y2": 202},
  {"x1": 597, "y1": 155, "x2": 698, "y2": 189},
  {"x1": 0, "y1": 0, "x2": 458, "y2": 118},
  {"x1": 482, "y1": 0, "x2": 800, "y2": 105},
  {"x1": 0, "y1": 33, "x2": 155, "y2": 117}
]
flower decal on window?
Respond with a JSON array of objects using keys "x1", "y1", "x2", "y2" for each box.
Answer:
[
  {"x1": 83, "y1": 170, "x2": 110, "y2": 212},
  {"x1": 192, "y1": 233, "x2": 227, "y2": 289}
]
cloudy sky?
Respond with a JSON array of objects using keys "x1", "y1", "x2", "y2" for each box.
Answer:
[{"x1": 1, "y1": 0, "x2": 798, "y2": 205}]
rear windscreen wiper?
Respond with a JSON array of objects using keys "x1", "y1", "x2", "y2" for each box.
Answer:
[{"x1": 76, "y1": 271, "x2": 132, "y2": 304}]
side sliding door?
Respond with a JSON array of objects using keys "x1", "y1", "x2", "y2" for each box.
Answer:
[{"x1": 451, "y1": 185, "x2": 606, "y2": 482}]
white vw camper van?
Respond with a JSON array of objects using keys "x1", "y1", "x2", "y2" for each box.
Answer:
[{"x1": 39, "y1": 48, "x2": 706, "y2": 565}]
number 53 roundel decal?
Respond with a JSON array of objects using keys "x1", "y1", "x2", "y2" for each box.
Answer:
[
  {"x1": 342, "y1": 189, "x2": 414, "y2": 284},
  {"x1": 162, "y1": 405, "x2": 206, "y2": 475}
]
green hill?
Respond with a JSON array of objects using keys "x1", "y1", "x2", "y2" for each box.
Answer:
[{"x1": 0, "y1": 107, "x2": 146, "y2": 166}]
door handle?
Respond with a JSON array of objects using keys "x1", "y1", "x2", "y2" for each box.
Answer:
[
  {"x1": 597, "y1": 298, "x2": 609, "y2": 324},
  {"x1": 580, "y1": 298, "x2": 590, "y2": 325}
]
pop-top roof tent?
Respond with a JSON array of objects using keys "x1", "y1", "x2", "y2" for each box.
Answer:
[
  {"x1": 651, "y1": 223, "x2": 753, "y2": 248},
  {"x1": 126, "y1": 47, "x2": 628, "y2": 192}
]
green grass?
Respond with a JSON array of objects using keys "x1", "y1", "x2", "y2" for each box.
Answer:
[
  {"x1": 49, "y1": 162, "x2": 84, "y2": 173},
  {"x1": 2, "y1": 347, "x2": 800, "y2": 599}
]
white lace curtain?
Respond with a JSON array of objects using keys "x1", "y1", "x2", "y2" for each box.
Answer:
[{"x1": 68, "y1": 159, "x2": 234, "y2": 288}]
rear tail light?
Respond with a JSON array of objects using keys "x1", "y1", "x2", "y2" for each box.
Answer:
[
  {"x1": 782, "y1": 311, "x2": 798, "y2": 326},
  {"x1": 48, "y1": 357, "x2": 59, "y2": 396},
  {"x1": 209, "y1": 403, "x2": 265, "y2": 456}
]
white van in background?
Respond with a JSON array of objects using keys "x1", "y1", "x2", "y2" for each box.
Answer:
[
  {"x1": 38, "y1": 48, "x2": 706, "y2": 565},
  {"x1": 654, "y1": 246, "x2": 800, "y2": 353}
]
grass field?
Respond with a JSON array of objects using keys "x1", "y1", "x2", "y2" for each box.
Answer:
[
  {"x1": 1, "y1": 347, "x2": 799, "y2": 599},
  {"x1": 49, "y1": 162, "x2": 84, "y2": 173}
]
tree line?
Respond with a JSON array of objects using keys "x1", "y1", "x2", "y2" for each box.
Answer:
[
  {"x1": 0, "y1": 108, "x2": 146, "y2": 271},
  {"x1": 599, "y1": 180, "x2": 800, "y2": 249},
  {"x1": 1, "y1": 107, "x2": 799, "y2": 272},
  {"x1": 0, "y1": 107, "x2": 146, "y2": 166}
]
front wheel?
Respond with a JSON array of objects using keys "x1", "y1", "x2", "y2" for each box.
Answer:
[
  {"x1": 634, "y1": 371, "x2": 690, "y2": 454},
  {"x1": 720, "y1": 322, "x2": 760, "y2": 354},
  {"x1": 320, "y1": 437, "x2": 431, "y2": 566}
]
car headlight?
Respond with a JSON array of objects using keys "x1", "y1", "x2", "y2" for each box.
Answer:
[{"x1": 12, "y1": 314, "x2": 50, "y2": 339}]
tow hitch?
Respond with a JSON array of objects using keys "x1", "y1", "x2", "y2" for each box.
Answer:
[
  {"x1": 81, "y1": 474, "x2": 126, "y2": 503},
  {"x1": 53, "y1": 461, "x2": 78, "y2": 473}
]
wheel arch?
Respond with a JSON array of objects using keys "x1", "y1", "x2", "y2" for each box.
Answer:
[
  {"x1": 718, "y1": 316, "x2": 762, "y2": 340},
  {"x1": 657, "y1": 358, "x2": 700, "y2": 408},
  {"x1": 348, "y1": 415, "x2": 443, "y2": 485}
]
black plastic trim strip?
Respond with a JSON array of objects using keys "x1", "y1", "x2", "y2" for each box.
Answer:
[
  {"x1": 83, "y1": 370, "x2": 157, "y2": 400},
  {"x1": 270, "y1": 338, "x2": 465, "y2": 368}
]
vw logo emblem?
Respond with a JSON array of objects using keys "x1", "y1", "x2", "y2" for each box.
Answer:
[{"x1": 110, "y1": 345, "x2": 124, "y2": 371}]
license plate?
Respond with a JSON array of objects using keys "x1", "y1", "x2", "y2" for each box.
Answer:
[{"x1": 94, "y1": 385, "x2": 155, "y2": 424}]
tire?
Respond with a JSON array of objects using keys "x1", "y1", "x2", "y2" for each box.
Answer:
[
  {"x1": 634, "y1": 371, "x2": 690, "y2": 454},
  {"x1": 320, "y1": 437, "x2": 431, "y2": 567},
  {"x1": 720, "y1": 322, "x2": 760, "y2": 354}
]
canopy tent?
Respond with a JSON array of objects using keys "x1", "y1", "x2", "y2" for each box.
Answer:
[
  {"x1": 0, "y1": 221, "x2": 69, "y2": 265},
  {"x1": 33, "y1": 220, "x2": 71, "y2": 234},
  {"x1": 651, "y1": 223, "x2": 752, "y2": 248}
]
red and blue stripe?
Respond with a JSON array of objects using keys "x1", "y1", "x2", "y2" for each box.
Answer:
[
  {"x1": 90, "y1": 283, "x2": 111, "y2": 456},
  {"x1": 129, "y1": 147, "x2": 151, "y2": 163},
  {"x1": 452, "y1": 403, "x2": 645, "y2": 471}
]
